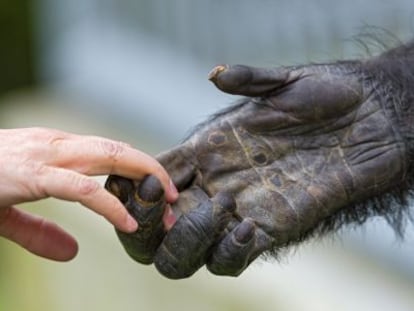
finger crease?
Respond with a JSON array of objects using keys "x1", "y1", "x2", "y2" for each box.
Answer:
[{"x1": 102, "y1": 141, "x2": 125, "y2": 174}]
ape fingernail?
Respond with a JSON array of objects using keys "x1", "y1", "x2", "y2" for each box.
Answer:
[
  {"x1": 105, "y1": 176, "x2": 132, "y2": 204},
  {"x1": 208, "y1": 65, "x2": 228, "y2": 81},
  {"x1": 138, "y1": 175, "x2": 164, "y2": 202},
  {"x1": 234, "y1": 219, "x2": 255, "y2": 244}
]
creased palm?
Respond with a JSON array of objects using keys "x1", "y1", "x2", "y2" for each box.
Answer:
[{"x1": 107, "y1": 61, "x2": 406, "y2": 279}]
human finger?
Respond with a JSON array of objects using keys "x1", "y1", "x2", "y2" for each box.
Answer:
[
  {"x1": 154, "y1": 191, "x2": 236, "y2": 279},
  {"x1": 208, "y1": 64, "x2": 295, "y2": 96},
  {"x1": 51, "y1": 136, "x2": 178, "y2": 203},
  {"x1": 36, "y1": 166, "x2": 138, "y2": 233},
  {"x1": 0, "y1": 206, "x2": 78, "y2": 261}
]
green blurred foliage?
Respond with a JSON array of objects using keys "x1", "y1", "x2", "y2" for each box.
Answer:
[{"x1": 0, "y1": 0, "x2": 36, "y2": 96}]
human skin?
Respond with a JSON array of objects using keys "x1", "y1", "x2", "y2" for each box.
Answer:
[{"x1": 0, "y1": 127, "x2": 178, "y2": 261}]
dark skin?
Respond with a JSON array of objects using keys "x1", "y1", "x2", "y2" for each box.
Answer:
[{"x1": 106, "y1": 41, "x2": 414, "y2": 279}]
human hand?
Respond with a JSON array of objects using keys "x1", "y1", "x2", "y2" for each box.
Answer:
[
  {"x1": 0, "y1": 127, "x2": 178, "y2": 261},
  {"x1": 107, "y1": 61, "x2": 405, "y2": 278}
]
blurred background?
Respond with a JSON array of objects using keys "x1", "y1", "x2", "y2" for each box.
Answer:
[{"x1": 1, "y1": 0, "x2": 414, "y2": 310}]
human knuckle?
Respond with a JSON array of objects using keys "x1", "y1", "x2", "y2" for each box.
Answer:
[
  {"x1": 25, "y1": 163, "x2": 50, "y2": 198},
  {"x1": 29, "y1": 161, "x2": 44, "y2": 174},
  {"x1": 77, "y1": 177, "x2": 100, "y2": 196},
  {"x1": 29, "y1": 127, "x2": 54, "y2": 139},
  {"x1": 28, "y1": 127, "x2": 50, "y2": 136},
  {"x1": 101, "y1": 140, "x2": 126, "y2": 162},
  {"x1": 29, "y1": 127, "x2": 67, "y2": 147}
]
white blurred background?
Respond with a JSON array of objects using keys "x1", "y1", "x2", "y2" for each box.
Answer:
[{"x1": 0, "y1": 1, "x2": 413, "y2": 310}]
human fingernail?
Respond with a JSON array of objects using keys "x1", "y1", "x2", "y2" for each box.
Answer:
[
  {"x1": 125, "y1": 215, "x2": 138, "y2": 232},
  {"x1": 168, "y1": 179, "x2": 179, "y2": 202}
]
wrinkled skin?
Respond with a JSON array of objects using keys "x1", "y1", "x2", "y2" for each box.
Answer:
[{"x1": 106, "y1": 44, "x2": 414, "y2": 279}]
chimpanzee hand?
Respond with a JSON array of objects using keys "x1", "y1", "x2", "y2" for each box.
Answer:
[{"x1": 106, "y1": 60, "x2": 406, "y2": 278}]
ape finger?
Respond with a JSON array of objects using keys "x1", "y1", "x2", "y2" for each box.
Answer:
[
  {"x1": 208, "y1": 64, "x2": 295, "y2": 97},
  {"x1": 154, "y1": 190, "x2": 236, "y2": 279},
  {"x1": 106, "y1": 175, "x2": 166, "y2": 264},
  {"x1": 156, "y1": 145, "x2": 197, "y2": 192},
  {"x1": 206, "y1": 218, "x2": 256, "y2": 276}
]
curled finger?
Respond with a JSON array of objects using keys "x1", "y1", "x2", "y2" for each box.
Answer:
[
  {"x1": 207, "y1": 219, "x2": 274, "y2": 276},
  {"x1": 106, "y1": 175, "x2": 167, "y2": 264},
  {"x1": 154, "y1": 190, "x2": 236, "y2": 279},
  {"x1": 207, "y1": 218, "x2": 257, "y2": 276}
]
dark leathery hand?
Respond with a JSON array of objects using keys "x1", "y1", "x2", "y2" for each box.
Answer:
[
  {"x1": 107, "y1": 174, "x2": 257, "y2": 278},
  {"x1": 107, "y1": 60, "x2": 405, "y2": 278},
  {"x1": 154, "y1": 190, "x2": 236, "y2": 279},
  {"x1": 106, "y1": 175, "x2": 166, "y2": 264},
  {"x1": 206, "y1": 218, "x2": 272, "y2": 276}
]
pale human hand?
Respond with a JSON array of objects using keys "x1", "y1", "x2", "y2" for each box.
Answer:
[{"x1": 0, "y1": 127, "x2": 178, "y2": 261}]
